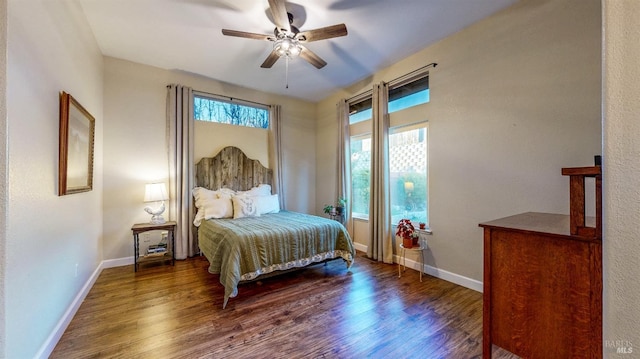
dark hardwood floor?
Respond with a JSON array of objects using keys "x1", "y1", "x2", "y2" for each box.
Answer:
[{"x1": 51, "y1": 251, "x2": 518, "y2": 358}]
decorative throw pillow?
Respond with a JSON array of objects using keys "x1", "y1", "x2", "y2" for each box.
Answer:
[
  {"x1": 254, "y1": 194, "x2": 280, "y2": 215},
  {"x1": 203, "y1": 198, "x2": 233, "y2": 219},
  {"x1": 232, "y1": 196, "x2": 260, "y2": 219}
]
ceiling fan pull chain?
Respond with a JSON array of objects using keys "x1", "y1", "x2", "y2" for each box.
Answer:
[{"x1": 285, "y1": 56, "x2": 290, "y2": 89}]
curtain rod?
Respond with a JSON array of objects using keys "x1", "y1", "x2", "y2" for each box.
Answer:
[
  {"x1": 387, "y1": 62, "x2": 438, "y2": 87},
  {"x1": 346, "y1": 62, "x2": 438, "y2": 103},
  {"x1": 347, "y1": 89, "x2": 372, "y2": 104}
]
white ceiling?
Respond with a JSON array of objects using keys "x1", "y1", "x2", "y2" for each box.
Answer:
[{"x1": 78, "y1": 0, "x2": 518, "y2": 102}]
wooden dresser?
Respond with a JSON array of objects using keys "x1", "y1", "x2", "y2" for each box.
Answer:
[{"x1": 479, "y1": 166, "x2": 602, "y2": 358}]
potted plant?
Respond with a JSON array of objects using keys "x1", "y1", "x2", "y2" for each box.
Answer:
[
  {"x1": 396, "y1": 219, "x2": 416, "y2": 248},
  {"x1": 324, "y1": 198, "x2": 347, "y2": 216},
  {"x1": 323, "y1": 205, "x2": 337, "y2": 215},
  {"x1": 412, "y1": 231, "x2": 420, "y2": 246},
  {"x1": 335, "y1": 197, "x2": 347, "y2": 215}
]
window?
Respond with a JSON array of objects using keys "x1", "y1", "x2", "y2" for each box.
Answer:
[
  {"x1": 389, "y1": 125, "x2": 428, "y2": 225},
  {"x1": 348, "y1": 71, "x2": 430, "y2": 226},
  {"x1": 388, "y1": 75, "x2": 429, "y2": 113},
  {"x1": 349, "y1": 95, "x2": 373, "y2": 219},
  {"x1": 348, "y1": 76, "x2": 429, "y2": 125},
  {"x1": 349, "y1": 97, "x2": 372, "y2": 125},
  {"x1": 350, "y1": 126, "x2": 428, "y2": 224},
  {"x1": 194, "y1": 94, "x2": 269, "y2": 129},
  {"x1": 350, "y1": 135, "x2": 371, "y2": 217}
]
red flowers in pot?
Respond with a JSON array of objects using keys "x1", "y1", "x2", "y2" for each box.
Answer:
[{"x1": 396, "y1": 219, "x2": 418, "y2": 248}]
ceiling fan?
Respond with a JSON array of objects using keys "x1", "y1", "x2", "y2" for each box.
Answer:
[{"x1": 221, "y1": 0, "x2": 348, "y2": 70}]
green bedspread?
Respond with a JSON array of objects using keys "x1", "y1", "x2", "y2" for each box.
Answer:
[{"x1": 198, "y1": 211, "x2": 355, "y2": 308}]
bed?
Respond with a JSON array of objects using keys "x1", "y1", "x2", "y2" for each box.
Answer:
[{"x1": 194, "y1": 146, "x2": 355, "y2": 308}]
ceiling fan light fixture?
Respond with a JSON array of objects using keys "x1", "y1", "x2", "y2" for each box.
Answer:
[{"x1": 274, "y1": 36, "x2": 301, "y2": 58}]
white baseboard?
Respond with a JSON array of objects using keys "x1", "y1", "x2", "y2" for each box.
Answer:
[
  {"x1": 424, "y1": 261, "x2": 483, "y2": 292},
  {"x1": 355, "y1": 243, "x2": 482, "y2": 293},
  {"x1": 102, "y1": 256, "x2": 134, "y2": 269},
  {"x1": 35, "y1": 256, "x2": 133, "y2": 359},
  {"x1": 393, "y1": 253, "x2": 483, "y2": 292},
  {"x1": 353, "y1": 242, "x2": 368, "y2": 253},
  {"x1": 35, "y1": 261, "x2": 104, "y2": 359}
]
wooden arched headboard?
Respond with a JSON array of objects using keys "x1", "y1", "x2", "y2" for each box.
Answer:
[{"x1": 195, "y1": 146, "x2": 273, "y2": 191}]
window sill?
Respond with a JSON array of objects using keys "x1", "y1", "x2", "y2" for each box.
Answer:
[{"x1": 351, "y1": 216, "x2": 432, "y2": 234}]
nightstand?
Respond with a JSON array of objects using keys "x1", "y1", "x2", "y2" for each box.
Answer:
[{"x1": 131, "y1": 221, "x2": 176, "y2": 272}]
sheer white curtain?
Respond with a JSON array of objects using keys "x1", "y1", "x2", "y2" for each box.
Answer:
[
  {"x1": 367, "y1": 82, "x2": 393, "y2": 263},
  {"x1": 166, "y1": 84, "x2": 196, "y2": 259},
  {"x1": 268, "y1": 105, "x2": 285, "y2": 209},
  {"x1": 337, "y1": 99, "x2": 352, "y2": 232}
]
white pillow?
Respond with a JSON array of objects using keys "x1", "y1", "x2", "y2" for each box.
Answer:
[
  {"x1": 232, "y1": 196, "x2": 260, "y2": 219},
  {"x1": 254, "y1": 194, "x2": 280, "y2": 215},
  {"x1": 193, "y1": 187, "x2": 237, "y2": 203},
  {"x1": 237, "y1": 184, "x2": 272, "y2": 197},
  {"x1": 193, "y1": 209, "x2": 205, "y2": 227},
  {"x1": 192, "y1": 187, "x2": 235, "y2": 225},
  {"x1": 216, "y1": 187, "x2": 236, "y2": 199},
  {"x1": 192, "y1": 187, "x2": 217, "y2": 209},
  {"x1": 255, "y1": 184, "x2": 272, "y2": 196},
  {"x1": 203, "y1": 197, "x2": 233, "y2": 219}
]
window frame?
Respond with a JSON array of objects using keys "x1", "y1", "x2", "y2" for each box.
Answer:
[{"x1": 193, "y1": 92, "x2": 270, "y2": 129}]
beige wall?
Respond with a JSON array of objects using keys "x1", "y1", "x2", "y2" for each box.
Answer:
[
  {"x1": 103, "y1": 57, "x2": 317, "y2": 260},
  {"x1": 0, "y1": 0, "x2": 6, "y2": 355},
  {"x1": 5, "y1": 0, "x2": 104, "y2": 357},
  {"x1": 603, "y1": 0, "x2": 640, "y2": 354},
  {"x1": 317, "y1": 0, "x2": 602, "y2": 282},
  {"x1": 194, "y1": 122, "x2": 269, "y2": 166}
]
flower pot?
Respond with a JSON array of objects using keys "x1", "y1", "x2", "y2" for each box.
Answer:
[{"x1": 402, "y1": 237, "x2": 414, "y2": 248}]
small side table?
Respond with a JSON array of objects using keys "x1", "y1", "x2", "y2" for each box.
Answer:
[
  {"x1": 398, "y1": 234, "x2": 428, "y2": 282},
  {"x1": 329, "y1": 213, "x2": 344, "y2": 223},
  {"x1": 131, "y1": 221, "x2": 176, "y2": 272}
]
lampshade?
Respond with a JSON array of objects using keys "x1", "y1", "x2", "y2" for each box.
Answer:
[
  {"x1": 404, "y1": 181, "x2": 414, "y2": 193},
  {"x1": 144, "y1": 183, "x2": 168, "y2": 202}
]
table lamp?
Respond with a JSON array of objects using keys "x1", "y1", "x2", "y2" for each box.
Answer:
[
  {"x1": 144, "y1": 182, "x2": 168, "y2": 224},
  {"x1": 404, "y1": 181, "x2": 414, "y2": 194}
]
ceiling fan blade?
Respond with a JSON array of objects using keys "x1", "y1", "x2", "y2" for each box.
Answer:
[
  {"x1": 299, "y1": 46, "x2": 327, "y2": 69},
  {"x1": 222, "y1": 29, "x2": 273, "y2": 41},
  {"x1": 297, "y1": 24, "x2": 348, "y2": 42},
  {"x1": 260, "y1": 50, "x2": 281, "y2": 68},
  {"x1": 268, "y1": 0, "x2": 291, "y2": 32}
]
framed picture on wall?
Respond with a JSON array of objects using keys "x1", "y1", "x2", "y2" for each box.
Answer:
[{"x1": 58, "y1": 91, "x2": 95, "y2": 196}]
